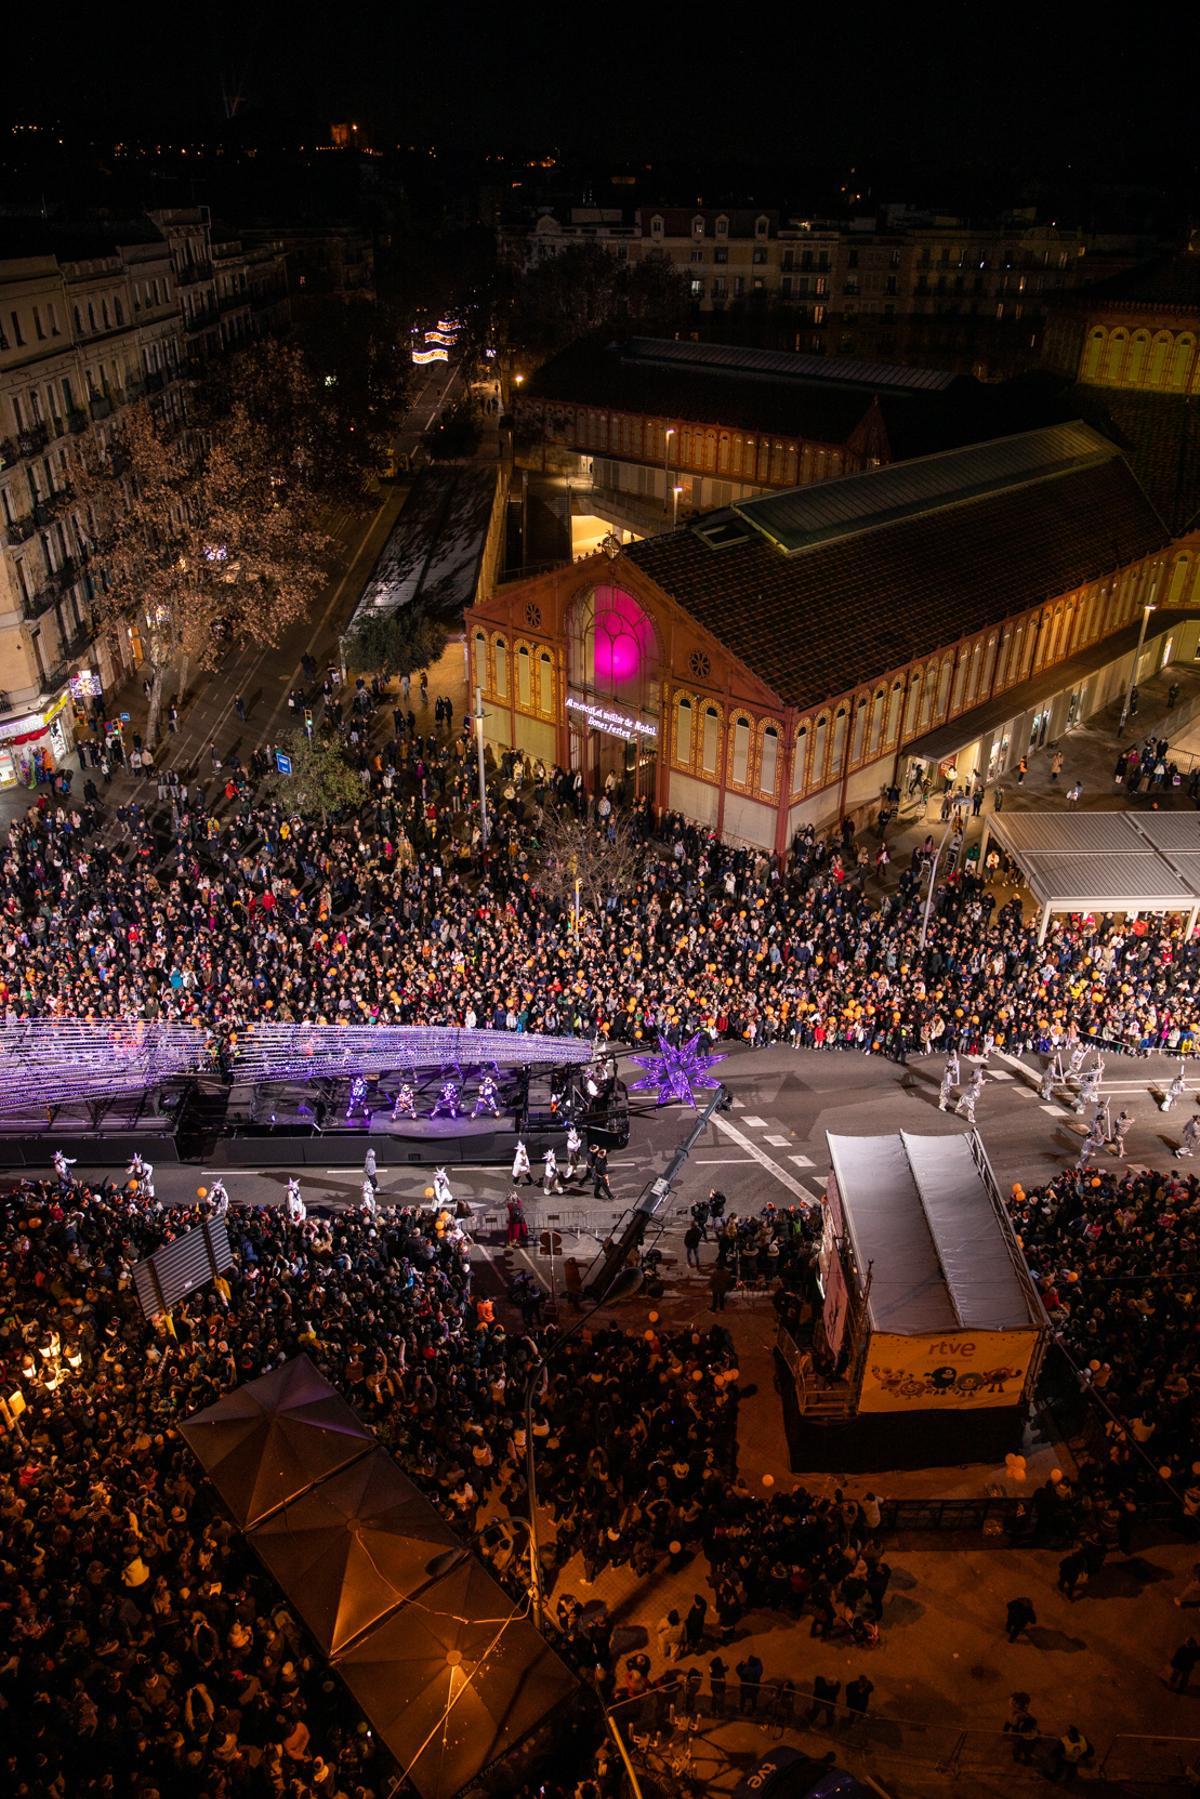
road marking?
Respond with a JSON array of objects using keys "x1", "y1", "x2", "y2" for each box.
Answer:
[
  {"x1": 765, "y1": 1133, "x2": 791, "y2": 1146},
  {"x1": 1039, "y1": 1104, "x2": 1069, "y2": 1115},
  {"x1": 742, "y1": 1115, "x2": 767, "y2": 1127},
  {"x1": 695, "y1": 1157, "x2": 756, "y2": 1164},
  {"x1": 987, "y1": 1070, "x2": 1014, "y2": 1080},
  {"x1": 710, "y1": 1113, "x2": 819, "y2": 1202},
  {"x1": 790, "y1": 1154, "x2": 815, "y2": 1167},
  {"x1": 730, "y1": 1098, "x2": 744, "y2": 1108}
]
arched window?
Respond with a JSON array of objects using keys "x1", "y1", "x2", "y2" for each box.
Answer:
[
  {"x1": 1128, "y1": 330, "x2": 1150, "y2": 386},
  {"x1": 904, "y1": 672, "x2": 922, "y2": 737},
  {"x1": 517, "y1": 644, "x2": 532, "y2": 708},
  {"x1": 812, "y1": 713, "x2": 829, "y2": 785},
  {"x1": 1148, "y1": 331, "x2": 1173, "y2": 389},
  {"x1": 850, "y1": 696, "x2": 868, "y2": 765},
  {"x1": 829, "y1": 706, "x2": 848, "y2": 779},
  {"x1": 1102, "y1": 328, "x2": 1128, "y2": 385},
  {"x1": 538, "y1": 649, "x2": 554, "y2": 716},
  {"x1": 1080, "y1": 327, "x2": 1105, "y2": 382},
  {"x1": 794, "y1": 722, "x2": 809, "y2": 794},
  {"x1": 950, "y1": 650, "x2": 969, "y2": 714},
  {"x1": 473, "y1": 628, "x2": 487, "y2": 690},
  {"x1": 1169, "y1": 555, "x2": 1191, "y2": 607},
  {"x1": 884, "y1": 680, "x2": 903, "y2": 748},
  {"x1": 867, "y1": 687, "x2": 887, "y2": 758},
  {"x1": 568, "y1": 584, "x2": 659, "y2": 713},
  {"x1": 730, "y1": 715, "x2": 752, "y2": 787},
  {"x1": 494, "y1": 636, "x2": 508, "y2": 700},
  {"x1": 674, "y1": 694, "x2": 694, "y2": 767},
  {"x1": 701, "y1": 705, "x2": 721, "y2": 778},
  {"x1": 759, "y1": 723, "x2": 780, "y2": 798},
  {"x1": 935, "y1": 657, "x2": 952, "y2": 720},
  {"x1": 1169, "y1": 334, "x2": 1196, "y2": 393}
]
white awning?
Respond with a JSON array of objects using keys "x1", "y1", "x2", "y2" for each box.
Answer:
[{"x1": 987, "y1": 810, "x2": 1200, "y2": 918}]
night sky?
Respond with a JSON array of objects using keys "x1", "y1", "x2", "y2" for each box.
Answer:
[{"x1": 5, "y1": 3, "x2": 1197, "y2": 192}]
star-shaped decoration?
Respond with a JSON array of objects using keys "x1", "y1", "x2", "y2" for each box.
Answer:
[{"x1": 629, "y1": 1033, "x2": 728, "y2": 1107}]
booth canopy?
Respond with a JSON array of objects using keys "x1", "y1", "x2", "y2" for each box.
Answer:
[
  {"x1": 248, "y1": 1446, "x2": 462, "y2": 1657},
  {"x1": 336, "y1": 1556, "x2": 578, "y2": 1799},
  {"x1": 827, "y1": 1131, "x2": 1040, "y2": 1335},
  {"x1": 180, "y1": 1356, "x2": 372, "y2": 1529},
  {"x1": 987, "y1": 809, "x2": 1200, "y2": 920}
]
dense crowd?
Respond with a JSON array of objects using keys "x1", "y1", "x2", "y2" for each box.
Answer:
[
  {"x1": 1008, "y1": 1166, "x2": 1200, "y2": 1505},
  {"x1": 3, "y1": 682, "x2": 1198, "y2": 1064}
]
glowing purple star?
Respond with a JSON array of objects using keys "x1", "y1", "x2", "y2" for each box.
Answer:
[{"x1": 629, "y1": 1033, "x2": 728, "y2": 1107}]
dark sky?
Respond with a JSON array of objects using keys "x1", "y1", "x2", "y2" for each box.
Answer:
[{"x1": 5, "y1": 2, "x2": 1197, "y2": 191}]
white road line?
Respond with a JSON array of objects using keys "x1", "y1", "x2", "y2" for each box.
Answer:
[
  {"x1": 987, "y1": 1070, "x2": 1014, "y2": 1081},
  {"x1": 730, "y1": 1098, "x2": 744, "y2": 1108},
  {"x1": 742, "y1": 1115, "x2": 768, "y2": 1127},
  {"x1": 1039, "y1": 1104, "x2": 1069, "y2": 1115},
  {"x1": 765, "y1": 1134, "x2": 791, "y2": 1146},
  {"x1": 790, "y1": 1154, "x2": 815, "y2": 1167},
  {"x1": 710, "y1": 1113, "x2": 819, "y2": 1202},
  {"x1": 695, "y1": 1157, "x2": 756, "y2": 1164}
]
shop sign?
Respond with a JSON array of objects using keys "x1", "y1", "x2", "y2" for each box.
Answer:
[
  {"x1": 566, "y1": 695, "x2": 657, "y2": 741},
  {"x1": 0, "y1": 712, "x2": 42, "y2": 745}
]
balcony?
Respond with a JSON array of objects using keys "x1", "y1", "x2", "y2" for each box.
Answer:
[
  {"x1": 49, "y1": 557, "x2": 77, "y2": 594},
  {"x1": 40, "y1": 663, "x2": 67, "y2": 697},
  {"x1": 17, "y1": 422, "x2": 49, "y2": 457},
  {"x1": 23, "y1": 586, "x2": 57, "y2": 621},
  {"x1": 4, "y1": 516, "x2": 35, "y2": 547},
  {"x1": 125, "y1": 372, "x2": 146, "y2": 401},
  {"x1": 34, "y1": 489, "x2": 73, "y2": 529},
  {"x1": 66, "y1": 409, "x2": 88, "y2": 435},
  {"x1": 59, "y1": 620, "x2": 93, "y2": 659},
  {"x1": 89, "y1": 393, "x2": 113, "y2": 422},
  {"x1": 176, "y1": 261, "x2": 214, "y2": 287},
  {"x1": 185, "y1": 306, "x2": 219, "y2": 334},
  {"x1": 144, "y1": 368, "x2": 165, "y2": 394}
]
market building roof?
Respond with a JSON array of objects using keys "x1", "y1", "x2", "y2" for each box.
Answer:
[
  {"x1": 621, "y1": 423, "x2": 1169, "y2": 709},
  {"x1": 1068, "y1": 246, "x2": 1200, "y2": 315}
]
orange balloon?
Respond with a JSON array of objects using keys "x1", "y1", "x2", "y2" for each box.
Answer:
[
  {"x1": 423, "y1": 1186, "x2": 434, "y2": 1199},
  {"x1": 197, "y1": 1187, "x2": 208, "y2": 1199}
]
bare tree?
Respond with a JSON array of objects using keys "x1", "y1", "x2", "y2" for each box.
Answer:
[{"x1": 534, "y1": 803, "x2": 645, "y2": 923}]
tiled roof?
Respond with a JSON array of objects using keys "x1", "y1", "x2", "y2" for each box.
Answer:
[
  {"x1": 1072, "y1": 248, "x2": 1200, "y2": 314},
  {"x1": 622, "y1": 435, "x2": 1169, "y2": 709},
  {"x1": 522, "y1": 336, "x2": 1067, "y2": 458},
  {"x1": 622, "y1": 337, "x2": 956, "y2": 393},
  {"x1": 1073, "y1": 386, "x2": 1200, "y2": 534}
]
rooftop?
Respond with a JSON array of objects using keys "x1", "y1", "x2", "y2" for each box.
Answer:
[
  {"x1": 620, "y1": 424, "x2": 1169, "y2": 708},
  {"x1": 1071, "y1": 246, "x2": 1200, "y2": 314},
  {"x1": 348, "y1": 467, "x2": 499, "y2": 632}
]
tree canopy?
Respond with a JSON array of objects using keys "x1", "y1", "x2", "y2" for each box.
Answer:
[
  {"x1": 345, "y1": 604, "x2": 449, "y2": 678},
  {"x1": 504, "y1": 244, "x2": 689, "y2": 353}
]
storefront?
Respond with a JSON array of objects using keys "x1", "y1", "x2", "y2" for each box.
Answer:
[{"x1": 0, "y1": 692, "x2": 75, "y2": 789}]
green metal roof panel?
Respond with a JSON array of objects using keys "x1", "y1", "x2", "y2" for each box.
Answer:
[{"x1": 732, "y1": 421, "x2": 1117, "y2": 553}]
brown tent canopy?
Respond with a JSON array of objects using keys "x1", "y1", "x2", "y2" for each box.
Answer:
[
  {"x1": 249, "y1": 1445, "x2": 463, "y2": 1657},
  {"x1": 336, "y1": 1556, "x2": 578, "y2": 1799},
  {"x1": 179, "y1": 1355, "x2": 371, "y2": 1529}
]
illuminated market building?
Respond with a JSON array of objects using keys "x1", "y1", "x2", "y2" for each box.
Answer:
[{"x1": 468, "y1": 422, "x2": 1200, "y2": 852}]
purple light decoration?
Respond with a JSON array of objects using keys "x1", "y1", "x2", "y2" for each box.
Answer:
[
  {"x1": 592, "y1": 586, "x2": 654, "y2": 691},
  {"x1": 0, "y1": 1020, "x2": 209, "y2": 1112},
  {"x1": 232, "y1": 1024, "x2": 595, "y2": 1085},
  {"x1": 629, "y1": 1033, "x2": 728, "y2": 1107}
]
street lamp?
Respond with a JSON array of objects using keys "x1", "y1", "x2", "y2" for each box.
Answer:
[
  {"x1": 663, "y1": 427, "x2": 675, "y2": 514},
  {"x1": 672, "y1": 484, "x2": 683, "y2": 528},
  {"x1": 1119, "y1": 599, "x2": 1156, "y2": 734}
]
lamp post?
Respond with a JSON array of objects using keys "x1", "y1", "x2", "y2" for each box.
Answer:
[
  {"x1": 474, "y1": 685, "x2": 489, "y2": 846},
  {"x1": 663, "y1": 427, "x2": 674, "y2": 515},
  {"x1": 1118, "y1": 599, "x2": 1156, "y2": 735},
  {"x1": 672, "y1": 483, "x2": 683, "y2": 528}
]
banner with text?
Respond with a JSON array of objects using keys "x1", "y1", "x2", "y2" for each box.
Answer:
[{"x1": 858, "y1": 1329, "x2": 1036, "y2": 1412}]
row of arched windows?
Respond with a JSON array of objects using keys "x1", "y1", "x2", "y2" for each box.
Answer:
[
  {"x1": 571, "y1": 408, "x2": 844, "y2": 486},
  {"x1": 672, "y1": 694, "x2": 782, "y2": 799},
  {"x1": 1079, "y1": 324, "x2": 1200, "y2": 394},
  {"x1": 473, "y1": 629, "x2": 557, "y2": 721}
]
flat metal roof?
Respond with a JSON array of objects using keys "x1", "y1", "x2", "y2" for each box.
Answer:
[
  {"x1": 733, "y1": 421, "x2": 1114, "y2": 555},
  {"x1": 623, "y1": 335, "x2": 957, "y2": 394},
  {"x1": 988, "y1": 810, "x2": 1200, "y2": 915}
]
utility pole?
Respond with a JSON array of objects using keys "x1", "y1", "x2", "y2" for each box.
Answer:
[
  {"x1": 920, "y1": 820, "x2": 955, "y2": 953},
  {"x1": 1119, "y1": 595, "x2": 1156, "y2": 734},
  {"x1": 474, "y1": 685, "x2": 489, "y2": 846}
]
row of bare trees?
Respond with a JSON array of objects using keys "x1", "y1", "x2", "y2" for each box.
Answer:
[{"x1": 72, "y1": 323, "x2": 408, "y2": 750}]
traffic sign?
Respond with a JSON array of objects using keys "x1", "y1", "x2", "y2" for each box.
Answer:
[
  {"x1": 119, "y1": 711, "x2": 130, "y2": 723},
  {"x1": 275, "y1": 750, "x2": 293, "y2": 776}
]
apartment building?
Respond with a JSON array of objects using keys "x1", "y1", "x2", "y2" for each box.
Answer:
[
  {"x1": 0, "y1": 211, "x2": 288, "y2": 785},
  {"x1": 502, "y1": 205, "x2": 1152, "y2": 378}
]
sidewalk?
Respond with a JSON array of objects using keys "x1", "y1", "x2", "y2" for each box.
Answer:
[
  {"x1": 0, "y1": 487, "x2": 408, "y2": 833},
  {"x1": 865, "y1": 656, "x2": 1200, "y2": 908}
]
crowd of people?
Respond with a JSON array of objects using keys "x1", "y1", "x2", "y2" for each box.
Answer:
[{"x1": 3, "y1": 673, "x2": 1198, "y2": 1070}]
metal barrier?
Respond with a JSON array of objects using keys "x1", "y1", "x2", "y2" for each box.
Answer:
[
  {"x1": 1100, "y1": 1733, "x2": 1200, "y2": 1783},
  {"x1": 877, "y1": 1496, "x2": 1030, "y2": 1535}
]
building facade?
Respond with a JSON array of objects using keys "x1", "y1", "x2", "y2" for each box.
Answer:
[
  {"x1": 503, "y1": 205, "x2": 1157, "y2": 377},
  {"x1": 469, "y1": 425, "x2": 1198, "y2": 852},
  {"x1": 0, "y1": 212, "x2": 289, "y2": 783}
]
